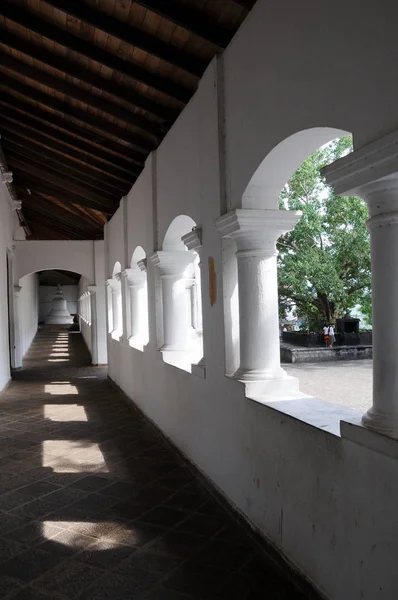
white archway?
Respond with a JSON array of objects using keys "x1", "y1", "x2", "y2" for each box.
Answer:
[{"x1": 242, "y1": 127, "x2": 349, "y2": 209}]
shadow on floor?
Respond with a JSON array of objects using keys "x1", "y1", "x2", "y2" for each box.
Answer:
[{"x1": 0, "y1": 327, "x2": 313, "y2": 599}]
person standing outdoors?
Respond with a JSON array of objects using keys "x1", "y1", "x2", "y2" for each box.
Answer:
[{"x1": 323, "y1": 324, "x2": 335, "y2": 347}]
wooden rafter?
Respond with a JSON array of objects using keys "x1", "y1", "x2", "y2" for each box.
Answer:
[
  {"x1": 4, "y1": 143, "x2": 125, "y2": 198},
  {"x1": 2, "y1": 139, "x2": 127, "y2": 196},
  {"x1": 0, "y1": 52, "x2": 161, "y2": 138},
  {"x1": 0, "y1": 30, "x2": 177, "y2": 122},
  {"x1": 0, "y1": 0, "x2": 193, "y2": 102},
  {"x1": 43, "y1": 0, "x2": 207, "y2": 77},
  {"x1": 15, "y1": 177, "x2": 114, "y2": 216},
  {"x1": 0, "y1": 76, "x2": 155, "y2": 154},
  {"x1": 0, "y1": 110, "x2": 141, "y2": 178},
  {"x1": 134, "y1": 1, "x2": 233, "y2": 47},
  {"x1": 8, "y1": 157, "x2": 118, "y2": 208}
]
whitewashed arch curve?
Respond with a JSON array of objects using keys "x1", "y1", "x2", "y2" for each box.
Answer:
[
  {"x1": 242, "y1": 127, "x2": 350, "y2": 209},
  {"x1": 131, "y1": 246, "x2": 146, "y2": 267},
  {"x1": 14, "y1": 241, "x2": 95, "y2": 283},
  {"x1": 162, "y1": 215, "x2": 197, "y2": 251},
  {"x1": 112, "y1": 261, "x2": 122, "y2": 278}
]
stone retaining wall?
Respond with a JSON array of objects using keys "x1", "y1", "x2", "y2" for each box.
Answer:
[{"x1": 281, "y1": 344, "x2": 373, "y2": 364}]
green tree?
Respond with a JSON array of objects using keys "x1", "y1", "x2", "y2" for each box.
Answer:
[{"x1": 278, "y1": 136, "x2": 371, "y2": 331}]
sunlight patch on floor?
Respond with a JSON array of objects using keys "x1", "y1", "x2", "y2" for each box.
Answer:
[
  {"x1": 44, "y1": 404, "x2": 86, "y2": 422},
  {"x1": 42, "y1": 440, "x2": 109, "y2": 473},
  {"x1": 44, "y1": 383, "x2": 78, "y2": 395}
]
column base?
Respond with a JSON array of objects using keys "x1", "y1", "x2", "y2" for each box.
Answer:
[
  {"x1": 234, "y1": 366, "x2": 288, "y2": 382},
  {"x1": 362, "y1": 407, "x2": 398, "y2": 440},
  {"x1": 160, "y1": 344, "x2": 187, "y2": 352}
]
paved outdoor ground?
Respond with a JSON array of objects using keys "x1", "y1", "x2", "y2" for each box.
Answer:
[
  {"x1": 0, "y1": 326, "x2": 316, "y2": 600},
  {"x1": 285, "y1": 360, "x2": 372, "y2": 412}
]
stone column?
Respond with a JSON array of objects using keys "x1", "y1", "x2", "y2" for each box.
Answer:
[
  {"x1": 216, "y1": 209, "x2": 301, "y2": 388},
  {"x1": 150, "y1": 251, "x2": 194, "y2": 352},
  {"x1": 323, "y1": 133, "x2": 398, "y2": 438},
  {"x1": 87, "y1": 285, "x2": 98, "y2": 365}
]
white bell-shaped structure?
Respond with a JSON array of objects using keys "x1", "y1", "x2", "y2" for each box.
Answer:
[{"x1": 45, "y1": 284, "x2": 73, "y2": 324}]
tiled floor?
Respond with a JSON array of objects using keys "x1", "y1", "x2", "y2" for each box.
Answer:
[{"x1": 0, "y1": 327, "x2": 313, "y2": 599}]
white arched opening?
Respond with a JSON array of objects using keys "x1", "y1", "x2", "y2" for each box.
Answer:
[
  {"x1": 107, "y1": 261, "x2": 122, "y2": 341},
  {"x1": 217, "y1": 127, "x2": 351, "y2": 396},
  {"x1": 150, "y1": 215, "x2": 204, "y2": 373},
  {"x1": 123, "y1": 246, "x2": 149, "y2": 351}
]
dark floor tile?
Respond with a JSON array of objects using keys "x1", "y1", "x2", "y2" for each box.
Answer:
[
  {"x1": 5, "y1": 521, "x2": 63, "y2": 547},
  {"x1": 114, "y1": 548, "x2": 181, "y2": 576},
  {"x1": 32, "y1": 559, "x2": 105, "y2": 598},
  {"x1": 148, "y1": 531, "x2": 208, "y2": 559},
  {"x1": 1, "y1": 546, "x2": 62, "y2": 582},
  {"x1": 79, "y1": 568, "x2": 160, "y2": 600},
  {"x1": 138, "y1": 506, "x2": 187, "y2": 528},
  {"x1": 0, "y1": 575, "x2": 24, "y2": 598},
  {"x1": 79, "y1": 539, "x2": 137, "y2": 569},
  {"x1": 162, "y1": 565, "x2": 227, "y2": 599},
  {"x1": 144, "y1": 588, "x2": 196, "y2": 600},
  {"x1": 69, "y1": 475, "x2": 112, "y2": 493},
  {"x1": 176, "y1": 514, "x2": 226, "y2": 538}
]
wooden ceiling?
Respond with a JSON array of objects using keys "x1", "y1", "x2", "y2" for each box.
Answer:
[
  {"x1": 0, "y1": 0, "x2": 254, "y2": 240},
  {"x1": 38, "y1": 269, "x2": 80, "y2": 286}
]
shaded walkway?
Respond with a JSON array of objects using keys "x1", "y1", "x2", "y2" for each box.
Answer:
[{"x1": 0, "y1": 327, "x2": 312, "y2": 599}]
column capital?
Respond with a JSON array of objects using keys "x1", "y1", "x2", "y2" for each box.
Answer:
[
  {"x1": 215, "y1": 209, "x2": 301, "y2": 255},
  {"x1": 137, "y1": 258, "x2": 148, "y2": 272},
  {"x1": 121, "y1": 268, "x2": 145, "y2": 286},
  {"x1": 87, "y1": 285, "x2": 97, "y2": 294},
  {"x1": 105, "y1": 278, "x2": 119, "y2": 291},
  {"x1": 181, "y1": 227, "x2": 202, "y2": 253},
  {"x1": 322, "y1": 128, "x2": 398, "y2": 197},
  {"x1": 149, "y1": 250, "x2": 194, "y2": 276}
]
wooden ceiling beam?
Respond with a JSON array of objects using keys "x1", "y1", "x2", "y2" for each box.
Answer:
[
  {"x1": 0, "y1": 75, "x2": 154, "y2": 154},
  {"x1": 22, "y1": 196, "x2": 104, "y2": 230},
  {"x1": 0, "y1": 0, "x2": 192, "y2": 102},
  {"x1": 22, "y1": 208, "x2": 102, "y2": 240},
  {"x1": 43, "y1": 0, "x2": 206, "y2": 77},
  {"x1": 0, "y1": 94, "x2": 144, "y2": 169},
  {"x1": 4, "y1": 145, "x2": 124, "y2": 199},
  {"x1": 0, "y1": 113, "x2": 139, "y2": 181},
  {"x1": 15, "y1": 178, "x2": 114, "y2": 216},
  {"x1": 0, "y1": 52, "x2": 160, "y2": 138},
  {"x1": 0, "y1": 30, "x2": 177, "y2": 122},
  {"x1": 8, "y1": 157, "x2": 118, "y2": 208},
  {"x1": 134, "y1": 0, "x2": 232, "y2": 47},
  {"x1": 2, "y1": 139, "x2": 127, "y2": 197}
]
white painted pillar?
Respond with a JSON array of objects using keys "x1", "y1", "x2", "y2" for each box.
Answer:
[
  {"x1": 150, "y1": 251, "x2": 194, "y2": 352},
  {"x1": 182, "y1": 227, "x2": 205, "y2": 376},
  {"x1": 106, "y1": 278, "x2": 122, "y2": 340},
  {"x1": 323, "y1": 132, "x2": 398, "y2": 439},
  {"x1": 87, "y1": 285, "x2": 98, "y2": 365},
  {"x1": 122, "y1": 260, "x2": 148, "y2": 349},
  {"x1": 216, "y1": 209, "x2": 301, "y2": 388},
  {"x1": 13, "y1": 284, "x2": 23, "y2": 369}
]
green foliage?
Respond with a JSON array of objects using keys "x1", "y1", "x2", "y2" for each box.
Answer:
[{"x1": 278, "y1": 136, "x2": 371, "y2": 331}]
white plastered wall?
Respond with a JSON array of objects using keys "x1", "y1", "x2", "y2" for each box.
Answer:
[
  {"x1": 0, "y1": 183, "x2": 16, "y2": 390},
  {"x1": 78, "y1": 241, "x2": 108, "y2": 365},
  {"x1": 18, "y1": 273, "x2": 38, "y2": 359},
  {"x1": 105, "y1": 2, "x2": 398, "y2": 598}
]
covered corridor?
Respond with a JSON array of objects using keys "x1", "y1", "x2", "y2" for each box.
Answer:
[{"x1": 0, "y1": 326, "x2": 309, "y2": 600}]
